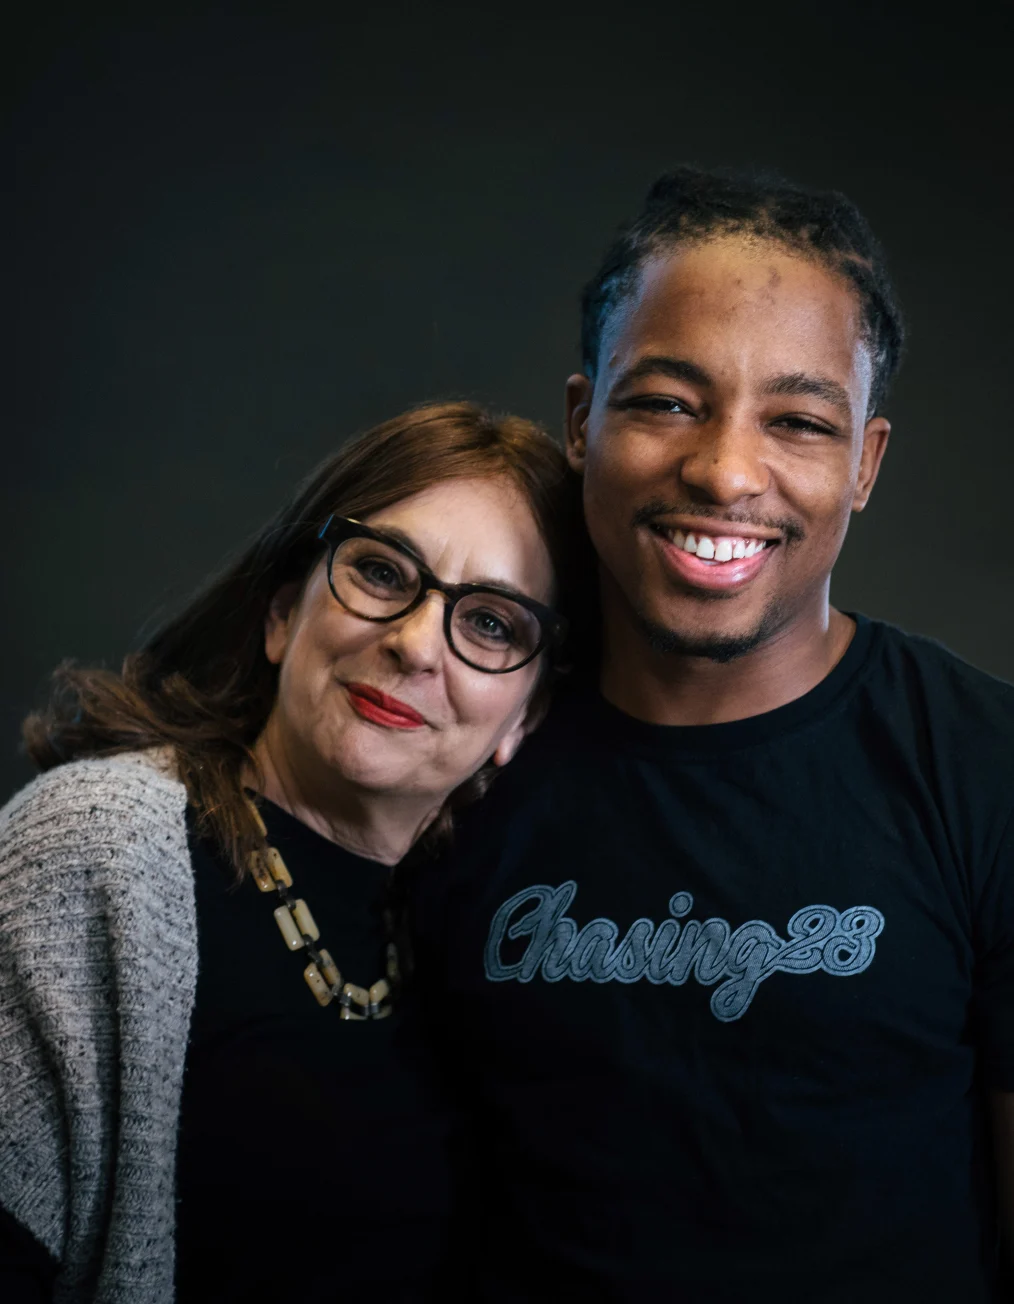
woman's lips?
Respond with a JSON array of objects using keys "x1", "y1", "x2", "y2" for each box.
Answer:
[{"x1": 344, "y1": 682, "x2": 427, "y2": 730}]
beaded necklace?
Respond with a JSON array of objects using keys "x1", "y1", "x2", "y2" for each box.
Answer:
[{"x1": 246, "y1": 800, "x2": 399, "y2": 1020}]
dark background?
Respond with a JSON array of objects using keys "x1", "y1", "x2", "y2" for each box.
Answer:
[{"x1": 4, "y1": 2, "x2": 1011, "y2": 802}]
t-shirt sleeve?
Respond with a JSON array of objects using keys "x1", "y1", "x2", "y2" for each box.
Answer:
[{"x1": 975, "y1": 811, "x2": 1014, "y2": 1091}]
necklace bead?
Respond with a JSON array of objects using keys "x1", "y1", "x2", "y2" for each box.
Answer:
[
  {"x1": 274, "y1": 903, "x2": 304, "y2": 950},
  {"x1": 304, "y1": 961, "x2": 333, "y2": 1005},
  {"x1": 265, "y1": 847, "x2": 292, "y2": 887},
  {"x1": 248, "y1": 799, "x2": 397, "y2": 1018},
  {"x1": 249, "y1": 851, "x2": 274, "y2": 893},
  {"x1": 319, "y1": 949, "x2": 342, "y2": 988},
  {"x1": 290, "y1": 898, "x2": 320, "y2": 941}
]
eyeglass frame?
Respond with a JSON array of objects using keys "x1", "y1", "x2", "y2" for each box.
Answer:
[{"x1": 316, "y1": 513, "x2": 568, "y2": 674}]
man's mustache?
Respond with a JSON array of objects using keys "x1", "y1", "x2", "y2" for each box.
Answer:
[{"x1": 631, "y1": 499, "x2": 806, "y2": 544}]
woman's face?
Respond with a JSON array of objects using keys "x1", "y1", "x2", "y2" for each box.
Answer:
[{"x1": 263, "y1": 475, "x2": 556, "y2": 805}]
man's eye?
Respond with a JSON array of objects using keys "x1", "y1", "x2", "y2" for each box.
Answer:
[
  {"x1": 774, "y1": 415, "x2": 837, "y2": 436},
  {"x1": 616, "y1": 395, "x2": 692, "y2": 416}
]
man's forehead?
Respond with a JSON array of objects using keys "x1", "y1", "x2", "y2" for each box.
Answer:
[
  {"x1": 634, "y1": 241, "x2": 859, "y2": 328},
  {"x1": 602, "y1": 240, "x2": 871, "y2": 394}
]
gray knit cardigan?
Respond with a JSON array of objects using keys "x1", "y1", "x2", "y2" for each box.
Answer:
[{"x1": 0, "y1": 749, "x2": 196, "y2": 1303}]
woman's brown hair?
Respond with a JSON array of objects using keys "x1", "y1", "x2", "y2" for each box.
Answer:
[{"x1": 23, "y1": 401, "x2": 582, "y2": 876}]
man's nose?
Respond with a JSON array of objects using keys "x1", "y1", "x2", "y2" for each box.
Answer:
[
  {"x1": 379, "y1": 592, "x2": 446, "y2": 671},
  {"x1": 678, "y1": 416, "x2": 770, "y2": 505}
]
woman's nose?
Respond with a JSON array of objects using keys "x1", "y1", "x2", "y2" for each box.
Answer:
[
  {"x1": 379, "y1": 592, "x2": 447, "y2": 671},
  {"x1": 678, "y1": 418, "x2": 770, "y2": 505}
]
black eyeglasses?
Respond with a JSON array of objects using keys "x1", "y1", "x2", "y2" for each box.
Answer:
[{"x1": 317, "y1": 515, "x2": 567, "y2": 674}]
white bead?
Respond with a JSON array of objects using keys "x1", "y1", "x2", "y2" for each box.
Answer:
[
  {"x1": 273, "y1": 905, "x2": 304, "y2": 950},
  {"x1": 248, "y1": 852, "x2": 275, "y2": 893},
  {"x1": 291, "y1": 899, "x2": 320, "y2": 942},
  {"x1": 318, "y1": 949, "x2": 341, "y2": 989},
  {"x1": 303, "y1": 962, "x2": 333, "y2": 1006},
  {"x1": 265, "y1": 847, "x2": 292, "y2": 888}
]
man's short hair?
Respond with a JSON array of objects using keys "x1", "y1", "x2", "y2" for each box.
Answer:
[{"x1": 581, "y1": 166, "x2": 905, "y2": 415}]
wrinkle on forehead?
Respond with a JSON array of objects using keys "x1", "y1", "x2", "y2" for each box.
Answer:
[
  {"x1": 602, "y1": 236, "x2": 870, "y2": 405},
  {"x1": 365, "y1": 476, "x2": 555, "y2": 602}
]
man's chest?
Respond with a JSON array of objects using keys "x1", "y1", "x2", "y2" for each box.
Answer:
[{"x1": 443, "y1": 755, "x2": 977, "y2": 1091}]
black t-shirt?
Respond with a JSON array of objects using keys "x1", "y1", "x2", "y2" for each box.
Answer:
[
  {"x1": 415, "y1": 615, "x2": 1014, "y2": 1303},
  {"x1": 176, "y1": 798, "x2": 456, "y2": 1304}
]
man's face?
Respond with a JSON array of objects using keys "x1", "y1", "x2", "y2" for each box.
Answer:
[{"x1": 565, "y1": 236, "x2": 890, "y2": 661}]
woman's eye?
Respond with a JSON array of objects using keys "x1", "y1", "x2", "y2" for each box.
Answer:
[
  {"x1": 464, "y1": 608, "x2": 514, "y2": 644},
  {"x1": 355, "y1": 558, "x2": 407, "y2": 590}
]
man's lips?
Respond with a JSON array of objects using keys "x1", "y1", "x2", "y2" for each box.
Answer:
[
  {"x1": 647, "y1": 521, "x2": 780, "y2": 593},
  {"x1": 344, "y1": 682, "x2": 427, "y2": 729}
]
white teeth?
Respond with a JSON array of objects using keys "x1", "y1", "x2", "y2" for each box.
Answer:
[{"x1": 661, "y1": 527, "x2": 773, "y2": 562}]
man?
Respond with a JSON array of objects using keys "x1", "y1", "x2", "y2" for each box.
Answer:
[{"x1": 418, "y1": 167, "x2": 1014, "y2": 1302}]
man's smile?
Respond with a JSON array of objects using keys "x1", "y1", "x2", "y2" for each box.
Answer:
[{"x1": 647, "y1": 521, "x2": 781, "y2": 592}]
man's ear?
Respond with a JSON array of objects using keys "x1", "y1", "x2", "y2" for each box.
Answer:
[
  {"x1": 264, "y1": 581, "x2": 303, "y2": 666},
  {"x1": 852, "y1": 416, "x2": 891, "y2": 513},
  {"x1": 565, "y1": 373, "x2": 593, "y2": 473}
]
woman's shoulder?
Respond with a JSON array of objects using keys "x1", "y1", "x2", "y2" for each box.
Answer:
[
  {"x1": 0, "y1": 749, "x2": 197, "y2": 1279},
  {"x1": 0, "y1": 748, "x2": 189, "y2": 891}
]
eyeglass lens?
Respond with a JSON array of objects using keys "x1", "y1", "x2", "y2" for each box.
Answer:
[{"x1": 330, "y1": 535, "x2": 544, "y2": 671}]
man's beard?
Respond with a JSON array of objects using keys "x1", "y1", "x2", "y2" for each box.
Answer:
[
  {"x1": 634, "y1": 595, "x2": 790, "y2": 664},
  {"x1": 626, "y1": 498, "x2": 804, "y2": 664}
]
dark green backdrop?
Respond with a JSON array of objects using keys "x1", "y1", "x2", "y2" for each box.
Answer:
[{"x1": 4, "y1": 3, "x2": 1011, "y2": 800}]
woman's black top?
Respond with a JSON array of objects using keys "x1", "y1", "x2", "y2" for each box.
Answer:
[
  {"x1": 174, "y1": 798, "x2": 455, "y2": 1303},
  {"x1": 0, "y1": 799, "x2": 457, "y2": 1303}
]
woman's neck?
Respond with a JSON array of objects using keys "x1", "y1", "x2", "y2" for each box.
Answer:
[{"x1": 248, "y1": 723, "x2": 439, "y2": 866}]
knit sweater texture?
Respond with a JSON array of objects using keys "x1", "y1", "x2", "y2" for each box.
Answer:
[{"x1": 0, "y1": 749, "x2": 197, "y2": 1303}]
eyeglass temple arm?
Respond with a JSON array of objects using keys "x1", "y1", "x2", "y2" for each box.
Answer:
[{"x1": 319, "y1": 514, "x2": 366, "y2": 542}]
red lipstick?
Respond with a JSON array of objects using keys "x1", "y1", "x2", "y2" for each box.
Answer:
[{"x1": 345, "y1": 682, "x2": 426, "y2": 730}]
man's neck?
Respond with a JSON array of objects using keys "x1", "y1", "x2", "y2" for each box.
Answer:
[
  {"x1": 599, "y1": 599, "x2": 856, "y2": 727},
  {"x1": 248, "y1": 720, "x2": 439, "y2": 866}
]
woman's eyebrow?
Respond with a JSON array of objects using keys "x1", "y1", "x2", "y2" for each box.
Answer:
[
  {"x1": 372, "y1": 526, "x2": 532, "y2": 597},
  {"x1": 371, "y1": 523, "x2": 427, "y2": 565},
  {"x1": 466, "y1": 577, "x2": 531, "y2": 598}
]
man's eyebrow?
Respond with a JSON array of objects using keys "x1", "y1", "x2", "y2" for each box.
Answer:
[
  {"x1": 764, "y1": 372, "x2": 853, "y2": 416},
  {"x1": 611, "y1": 355, "x2": 714, "y2": 391}
]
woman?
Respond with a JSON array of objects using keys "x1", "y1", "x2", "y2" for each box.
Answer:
[{"x1": 0, "y1": 401, "x2": 577, "y2": 1303}]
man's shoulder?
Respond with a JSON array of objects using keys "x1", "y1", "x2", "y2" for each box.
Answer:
[{"x1": 866, "y1": 617, "x2": 1014, "y2": 738}]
